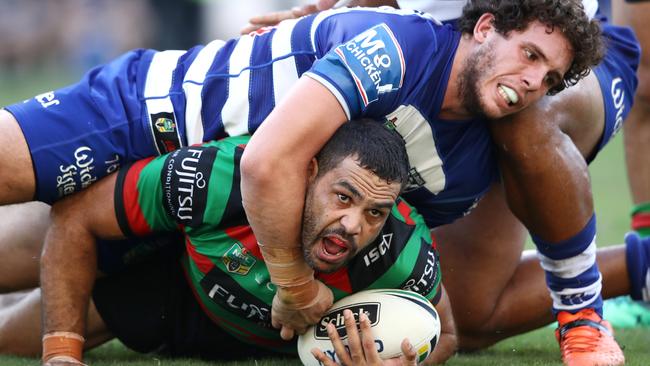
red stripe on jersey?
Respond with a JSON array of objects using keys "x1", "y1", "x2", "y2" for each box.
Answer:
[
  {"x1": 224, "y1": 225, "x2": 262, "y2": 260},
  {"x1": 122, "y1": 158, "x2": 155, "y2": 236},
  {"x1": 632, "y1": 212, "x2": 650, "y2": 230},
  {"x1": 396, "y1": 200, "x2": 415, "y2": 225},
  {"x1": 317, "y1": 268, "x2": 352, "y2": 293},
  {"x1": 429, "y1": 229, "x2": 439, "y2": 250},
  {"x1": 181, "y1": 264, "x2": 288, "y2": 348},
  {"x1": 185, "y1": 236, "x2": 215, "y2": 274}
]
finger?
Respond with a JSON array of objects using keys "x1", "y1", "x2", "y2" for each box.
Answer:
[
  {"x1": 293, "y1": 4, "x2": 319, "y2": 17},
  {"x1": 248, "y1": 10, "x2": 295, "y2": 26},
  {"x1": 317, "y1": 0, "x2": 340, "y2": 11},
  {"x1": 358, "y1": 311, "x2": 382, "y2": 363},
  {"x1": 399, "y1": 338, "x2": 418, "y2": 365},
  {"x1": 312, "y1": 348, "x2": 337, "y2": 366},
  {"x1": 343, "y1": 309, "x2": 365, "y2": 364},
  {"x1": 328, "y1": 322, "x2": 353, "y2": 365},
  {"x1": 280, "y1": 325, "x2": 295, "y2": 340}
]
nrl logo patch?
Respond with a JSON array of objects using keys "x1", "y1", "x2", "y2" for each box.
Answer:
[
  {"x1": 222, "y1": 242, "x2": 256, "y2": 275},
  {"x1": 155, "y1": 117, "x2": 176, "y2": 133}
]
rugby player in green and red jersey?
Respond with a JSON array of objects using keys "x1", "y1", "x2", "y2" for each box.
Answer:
[{"x1": 39, "y1": 120, "x2": 456, "y2": 366}]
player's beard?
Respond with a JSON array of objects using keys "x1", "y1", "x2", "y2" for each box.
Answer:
[
  {"x1": 457, "y1": 42, "x2": 495, "y2": 119},
  {"x1": 302, "y1": 189, "x2": 356, "y2": 274}
]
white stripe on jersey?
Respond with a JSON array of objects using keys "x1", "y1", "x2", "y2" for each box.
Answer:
[
  {"x1": 222, "y1": 36, "x2": 255, "y2": 136},
  {"x1": 272, "y1": 19, "x2": 300, "y2": 106},
  {"x1": 183, "y1": 40, "x2": 225, "y2": 145},
  {"x1": 385, "y1": 105, "x2": 446, "y2": 194},
  {"x1": 537, "y1": 240, "x2": 597, "y2": 279},
  {"x1": 144, "y1": 50, "x2": 186, "y2": 154}
]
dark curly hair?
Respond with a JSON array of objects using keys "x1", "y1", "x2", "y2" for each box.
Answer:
[{"x1": 457, "y1": 0, "x2": 605, "y2": 95}]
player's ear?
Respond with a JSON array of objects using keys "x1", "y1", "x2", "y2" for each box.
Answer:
[
  {"x1": 307, "y1": 157, "x2": 319, "y2": 183},
  {"x1": 474, "y1": 13, "x2": 495, "y2": 43}
]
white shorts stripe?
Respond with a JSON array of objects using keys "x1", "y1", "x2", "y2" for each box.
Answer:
[
  {"x1": 537, "y1": 240, "x2": 597, "y2": 279},
  {"x1": 144, "y1": 50, "x2": 186, "y2": 154},
  {"x1": 222, "y1": 37, "x2": 255, "y2": 136},
  {"x1": 271, "y1": 19, "x2": 300, "y2": 106},
  {"x1": 183, "y1": 40, "x2": 225, "y2": 145}
]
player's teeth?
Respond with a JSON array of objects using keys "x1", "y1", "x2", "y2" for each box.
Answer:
[{"x1": 498, "y1": 85, "x2": 518, "y2": 104}]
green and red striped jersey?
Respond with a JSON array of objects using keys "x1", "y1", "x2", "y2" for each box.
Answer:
[{"x1": 114, "y1": 136, "x2": 441, "y2": 353}]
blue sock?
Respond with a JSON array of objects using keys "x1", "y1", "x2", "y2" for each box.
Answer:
[
  {"x1": 533, "y1": 215, "x2": 603, "y2": 316},
  {"x1": 625, "y1": 232, "x2": 650, "y2": 301}
]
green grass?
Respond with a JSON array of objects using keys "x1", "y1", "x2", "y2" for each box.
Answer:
[{"x1": 0, "y1": 69, "x2": 648, "y2": 365}]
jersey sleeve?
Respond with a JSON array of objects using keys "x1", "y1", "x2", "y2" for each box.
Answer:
[
  {"x1": 304, "y1": 9, "x2": 438, "y2": 119},
  {"x1": 114, "y1": 137, "x2": 249, "y2": 237}
]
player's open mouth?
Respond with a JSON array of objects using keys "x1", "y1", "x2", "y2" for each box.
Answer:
[
  {"x1": 318, "y1": 235, "x2": 349, "y2": 262},
  {"x1": 498, "y1": 84, "x2": 519, "y2": 106}
]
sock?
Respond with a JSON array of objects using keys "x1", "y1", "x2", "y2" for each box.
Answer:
[
  {"x1": 631, "y1": 202, "x2": 650, "y2": 238},
  {"x1": 625, "y1": 231, "x2": 650, "y2": 302},
  {"x1": 534, "y1": 215, "x2": 603, "y2": 316}
]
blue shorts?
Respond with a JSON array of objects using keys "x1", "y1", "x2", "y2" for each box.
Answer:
[
  {"x1": 591, "y1": 23, "x2": 641, "y2": 161},
  {"x1": 5, "y1": 49, "x2": 161, "y2": 204}
]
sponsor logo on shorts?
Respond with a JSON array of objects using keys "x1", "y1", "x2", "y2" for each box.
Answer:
[
  {"x1": 316, "y1": 303, "x2": 380, "y2": 339},
  {"x1": 161, "y1": 146, "x2": 216, "y2": 227},
  {"x1": 150, "y1": 112, "x2": 181, "y2": 154},
  {"x1": 609, "y1": 77, "x2": 626, "y2": 141},
  {"x1": 222, "y1": 242, "x2": 257, "y2": 275},
  {"x1": 56, "y1": 146, "x2": 98, "y2": 197},
  {"x1": 35, "y1": 91, "x2": 60, "y2": 108},
  {"x1": 334, "y1": 23, "x2": 405, "y2": 107}
]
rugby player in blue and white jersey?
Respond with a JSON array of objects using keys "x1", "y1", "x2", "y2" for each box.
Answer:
[
  {"x1": 243, "y1": 1, "x2": 644, "y2": 365},
  {"x1": 0, "y1": 1, "x2": 603, "y2": 365}
]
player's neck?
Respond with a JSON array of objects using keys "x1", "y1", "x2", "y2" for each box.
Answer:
[{"x1": 439, "y1": 36, "x2": 474, "y2": 121}]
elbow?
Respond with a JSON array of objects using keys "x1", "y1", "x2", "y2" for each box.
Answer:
[{"x1": 240, "y1": 148, "x2": 278, "y2": 191}]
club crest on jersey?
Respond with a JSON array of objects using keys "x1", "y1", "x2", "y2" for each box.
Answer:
[
  {"x1": 222, "y1": 242, "x2": 257, "y2": 275},
  {"x1": 150, "y1": 111, "x2": 182, "y2": 154},
  {"x1": 334, "y1": 23, "x2": 405, "y2": 107},
  {"x1": 155, "y1": 117, "x2": 176, "y2": 133}
]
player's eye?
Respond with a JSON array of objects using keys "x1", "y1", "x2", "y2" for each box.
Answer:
[
  {"x1": 368, "y1": 209, "x2": 384, "y2": 218},
  {"x1": 337, "y1": 193, "x2": 350, "y2": 204},
  {"x1": 524, "y1": 48, "x2": 537, "y2": 61}
]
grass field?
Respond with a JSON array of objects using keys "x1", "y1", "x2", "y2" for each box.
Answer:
[{"x1": 0, "y1": 68, "x2": 648, "y2": 365}]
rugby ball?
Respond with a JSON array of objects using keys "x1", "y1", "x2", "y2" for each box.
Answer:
[{"x1": 297, "y1": 289, "x2": 440, "y2": 365}]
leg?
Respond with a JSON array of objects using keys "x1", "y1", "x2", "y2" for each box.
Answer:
[
  {"x1": 614, "y1": 0, "x2": 650, "y2": 205},
  {"x1": 0, "y1": 110, "x2": 36, "y2": 203},
  {"x1": 0, "y1": 288, "x2": 112, "y2": 357},
  {"x1": 438, "y1": 182, "x2": 632, "y2": 350},
  {"x1": 0, "y1": 202, "x2": 50, "y2": 292}
]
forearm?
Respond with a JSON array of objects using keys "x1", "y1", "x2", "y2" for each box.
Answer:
[
  {"x1": 40, "y1": 216, "x2": 97, "y2": 362},
  {"x1": 241, "y1": 77, "x2": 346, "y2": 302},
  {"x1": 423, "y1": 286, "x2": 457, "y2": 365}
]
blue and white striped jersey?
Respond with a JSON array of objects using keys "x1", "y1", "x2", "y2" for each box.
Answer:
[
  {"x1": 15, "y1": 7, "x2": 496, "y2": 226},
  {"x1": 135, "y1": 7, "x2": 497, "y2": 228}
]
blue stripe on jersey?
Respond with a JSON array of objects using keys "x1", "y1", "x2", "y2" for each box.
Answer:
[
  {"x1": 201, "y1": 40, "x2": 238, "y2": 140},
  {"x1": 248, "y1": 32, "x2": 276, "y2": 133},
  {"x1": 170, "y1": 46, "x2": 202, "y2": 145},
  {"x1": 292, "y1": 14, "x2": 318, "y2": 76}
]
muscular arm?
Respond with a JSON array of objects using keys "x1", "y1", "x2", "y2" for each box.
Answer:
[
  {"x1": 240, "y1": 77, "x2": 346, "y2": 329},
  {"x1": 40, "y1": 174, "x2": 124, "y2": 364},
  {"x1": 423, "y1": 285, "x2": 457, "y2": 365}
]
